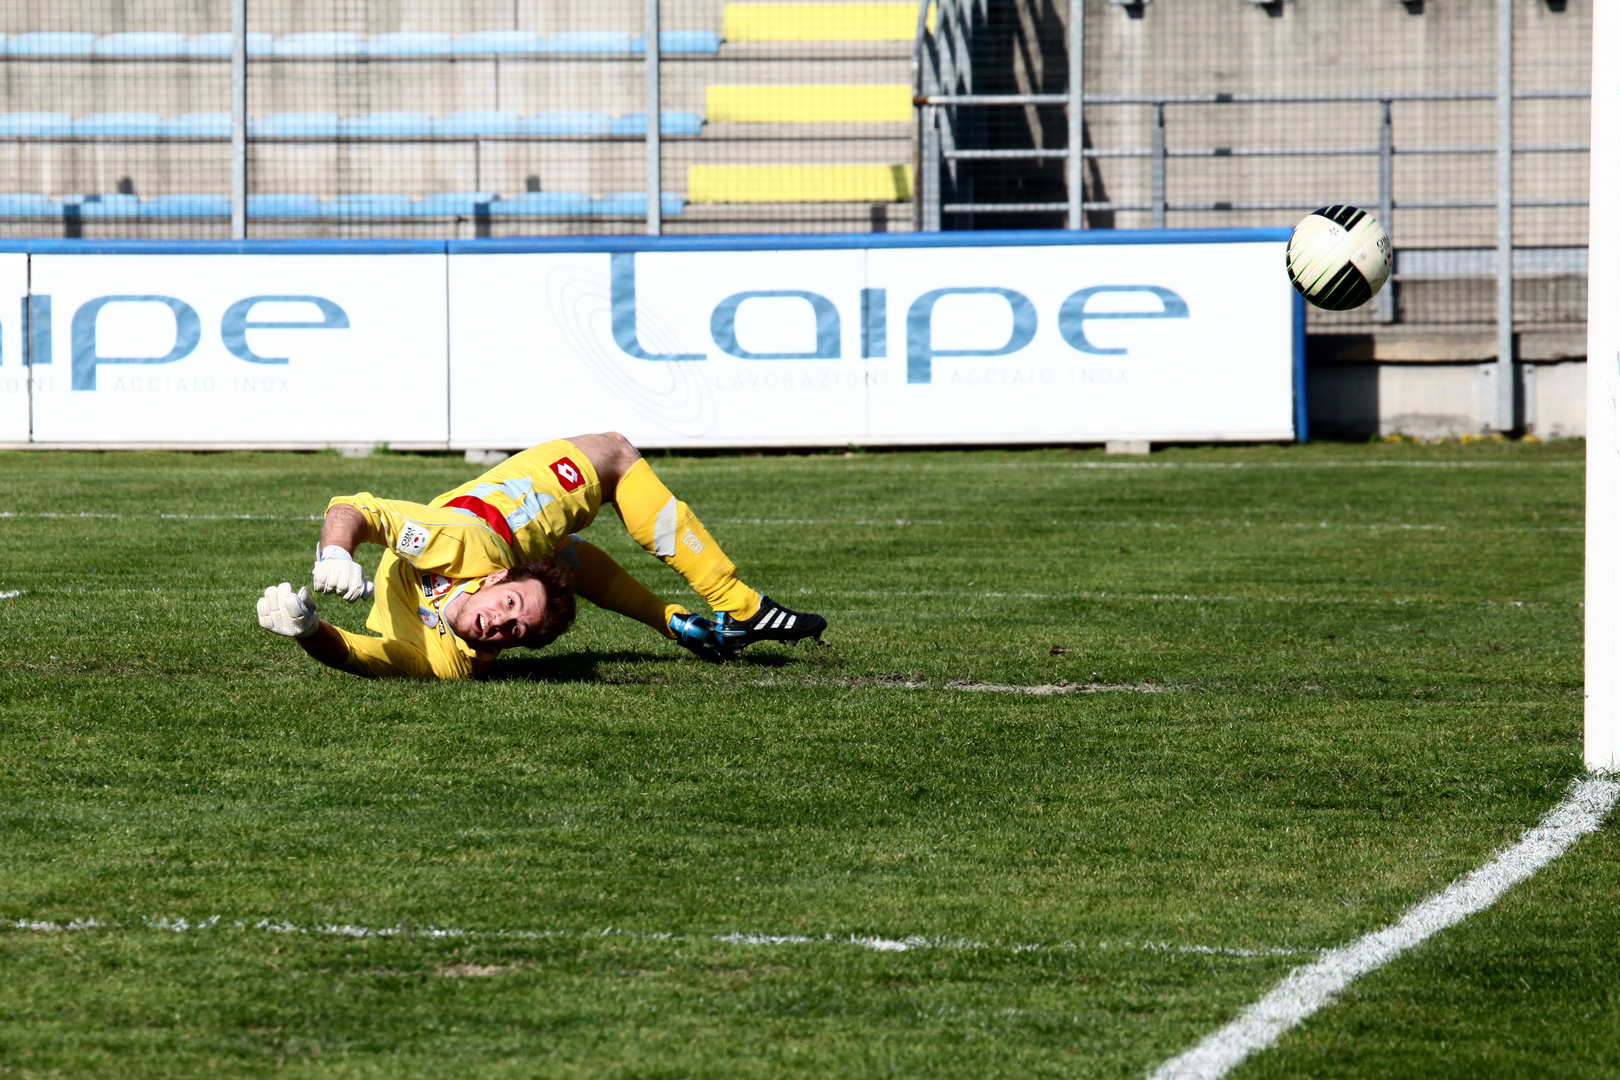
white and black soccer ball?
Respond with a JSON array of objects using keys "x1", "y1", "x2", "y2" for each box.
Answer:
[{"x1": 1285, "y1": 205, "x2": 1392, "y2": 311}]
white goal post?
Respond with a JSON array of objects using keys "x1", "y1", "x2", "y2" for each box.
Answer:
[{"x1": 1587, "y1": 0, "x2": 1618, "y2": 773}]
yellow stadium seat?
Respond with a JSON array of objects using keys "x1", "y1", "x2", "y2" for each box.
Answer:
[
  {"x1": 722, "y1": 3, "x2": 934, "y2": 42},
  {"x1": 706, "y1": 84, "x2": 912, "y2": 124},
  {"x1": 688, "y1": 164, "x2": 913, "y2": 203}
]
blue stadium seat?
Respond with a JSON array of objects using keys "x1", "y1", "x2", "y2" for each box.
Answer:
[
  {"x1": 365, "y1": 32, "x2": 454, "y2": 56},
  {"x1": 72, "y1": 113, "x2": 165, "y2": 137},
  {"x1": 66, "y1": 194, "x2": 142, "y2": 219},
  {"x1": 341, "y1": 113, "x2": 434, "y2": 137},
  {"x1": 163, "y1": 113, "x2": 232, "y2": 137},
  {"x1": 451, "y1": 30, "x2": 544, "y2": 54},
  {"x1": 143, "y1": 194, "x2": 231, "y2": 218},
  {"x1": 414, "y1": 192, "x2": 497, "y2": 215},
  {"x1": 541, "y1": 31, "x2": 636, "y2": 54},
  {"x1": 248, "y1": 194, "x2": 323, "y2": 218},
  {"x1": 524, "y1": 112, "x2": 611, "y2": 136},
  {"x1": 186, "y1": 32, "x2": 273, "y2": 56},
  {"x1": 0, "y1": 194, "x2": 57, "y2": 217},
  {"x1": 433, "y1": 111, "x2": 523, "y2": 136},
  {"x1": 488, "y1": 192, "x2": 594, "y2": 215},
  {"x1": 273, "y1": 32, "x2": 365, "y2": 57},
  {"x1": 8, "y1": 33, "x2": 95, "y2": 56},
  {"x1": 94, "y1": 32, "x2": 188, "y2": 57},
  {"x1": 251, "y1": 113, "x2": 341, "y2": 137},
  {"x1": 0, "y1": 113, "x2": 73, "y2": 136},
  {"x1": 591, "y1": 192, "x2": 687, "y2": 216},
  {"x1": 635, "y1": 31, "x2": 722, "y2": 55},
  {"x1": 323, "y1": 194, "x2": 415, "y2": 218},
  {"x1": 610, "y1": 111, "x2": 705, "y2": 136}
]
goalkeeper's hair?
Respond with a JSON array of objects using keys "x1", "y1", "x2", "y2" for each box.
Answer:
[{"x1": 505, "y1": 556, "x2": 576, "y2": 649}]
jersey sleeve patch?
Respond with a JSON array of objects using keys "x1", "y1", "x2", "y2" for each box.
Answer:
[
  {"x1": 397, "y1": 519, "x2": 430, "y2": 558},
  {"x1": 549, "y1": 457, "x2": 586, "y2": 492}
]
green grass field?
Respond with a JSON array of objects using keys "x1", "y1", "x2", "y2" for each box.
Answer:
[{"x1": 1, "y1": 439, "x2": 1614, "y2": 1079}]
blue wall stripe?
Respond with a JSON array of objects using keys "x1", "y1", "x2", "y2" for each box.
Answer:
[{"x1": 0, "y1": 227, "x2": 1289, "y2": 258}]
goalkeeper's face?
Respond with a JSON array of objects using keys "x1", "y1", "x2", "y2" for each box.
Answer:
[{"x1": 447, "y1": 574, "x2": 547, "y2": 650}]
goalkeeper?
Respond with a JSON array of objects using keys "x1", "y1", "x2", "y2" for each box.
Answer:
[{"x1": 254, "y1": 433, "x2": 826, "y2": 679}]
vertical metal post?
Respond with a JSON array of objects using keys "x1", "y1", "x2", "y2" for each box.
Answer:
[
  {"x1": 1376, "y1": 99, "x2": 1394, "y2": 323},
  {"x1": 1066, "y1": 0, "x2": 1084, "y2": 229},
  {"x1": 921, "y1": 105, "x2": 941, "y2": 231},
  {"x1": 644, "y1": 0, "x2": 661, "y2": 236},
  {"x1": 1150, "y1": 102, "x2": 1165, "y2": 228},
  {"x1": 1494, "y1": 0, "x2": 1515, "y2": 430},
  {"x1": 230, "y1": 0, "x2": 247, "y2": 240}
]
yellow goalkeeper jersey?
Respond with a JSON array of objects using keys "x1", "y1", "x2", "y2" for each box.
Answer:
[{"x1": 324, "y1": 440, "x2": 603, "y2": 679}]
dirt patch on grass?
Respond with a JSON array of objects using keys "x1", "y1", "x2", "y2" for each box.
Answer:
[
  {"x1": 436, "y1": 962, "x2": 519, "y2": 978},
  {"x1": 837, "y1": 674, "x2": 1175, "y2": 695}
]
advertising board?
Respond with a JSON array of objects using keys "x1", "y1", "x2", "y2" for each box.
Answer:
[
  {"x1": 0, "y1": 253, "x2": 27, "y2": 442},
  {"x1": 448, "y1": 233, "x2": 1297, "y2": 448},
  {"x1": 3, "y1": 231, "x2": 1298, "y2": 448},
  {"x1": 24, "y1": 252, "x2": 448, "y2": 446}
]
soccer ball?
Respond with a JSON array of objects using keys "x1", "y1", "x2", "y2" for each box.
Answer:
[{"x1": 1285, "y1": 205, "x2": 1392, "y2": 311}]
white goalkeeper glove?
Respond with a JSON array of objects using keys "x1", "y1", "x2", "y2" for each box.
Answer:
[
  {"x1": 311, "y1": 544, "x2": 373, "y2": 602},
  {"x1": 257, "y1": 583, "x2": 320, "y2": 639}
]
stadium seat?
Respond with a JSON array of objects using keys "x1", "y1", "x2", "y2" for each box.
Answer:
[
  {"x1": 365, "y1": 32, "x2": 454, "y2": 56},
  {"x1": 413, "y1": 192, "x2": 497, "y2": 215},
  {"x1": 451, "y1": 30, "x2": 544, "y2": 54},
  {"x1": 687, "y1": 163, "x2": 912, "y2": 202},
  {"x1": 706, "y1": 84, "x2": 912, "y2": 123},
  {"x1": 0, "y1": 113, "x2": 73, "y2": 136},
  {"x1": 341, "y1": 113, "x2": 434, "y2": 137},
  {"x1": 610, "y1": 112, "x2": 705, "y2": 136},
  {"x1": 163, "y1": 113, "x2": 232, "y2": 137},
  {"x1": 487, "y1": 192, "x2": 594, "y2": 215},
  {"x1": 247, "y1": 194, "x2": 323, "y2": 218},
  {"x1": 143, "y1": 194, "x2": 231, "y2": 218},
  {"x1": 592, "y1": 191, "x2": 687, "y2": 216},
  {"x1": 323, "y1": 194, "x2": 415, "y2": 218},
  {"x1": 272, "y1": 32, "x2": 365, "y2": 57},
  {"x1": 540, "y1": 31, "x2": 636, "y2": 54},
  {"x1": 71, "y1": 113, "x2": 166, "y2": 137},
  {"x1": 524, "y1": 112, "x2": 611, "y2": 136},
  {"x1": 722, "y1": 2, "x2": 925, "y2": 41},
  {"x1": 8, "y1": 32, "x2": 95, "y2": 56},
  {"x1": 251, "y1": 113, "x2": 341, "y2": 137},
  {"x1": 0, "y1": 194, "x2": 57, "y2": 217},
  {"x1": 185, "y1": 32, "x2": 273, "y2": 56},
  {"x1": 433, "y1": 111, "x2": 524, "y2": 136},
  {"x1": 650, "y1": 30, "x2": 722, "y2": 54},
  {"x1": 94, "y1": 32, "x2": 189, "y2": 57},
  {"x1": 67, "y1": 193, "x2": 142, "y2": 218}
]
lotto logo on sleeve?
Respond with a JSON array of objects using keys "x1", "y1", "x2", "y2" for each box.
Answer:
[
  {"x1": 397, "y1": 520, "x2": 430, "y2": 558},
  {"x1": 549, "y1": 457, "x2": 585, "y2": 492}
]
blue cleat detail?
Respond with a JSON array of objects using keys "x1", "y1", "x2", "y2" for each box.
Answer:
[{"x1": 668, "y1": 610, "x2": 735, "y2": 661}]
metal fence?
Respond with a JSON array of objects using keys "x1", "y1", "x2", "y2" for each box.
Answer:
[
  {"x1": 0, "y1": 1, "x2": 1594, "y2": 382},
  {"x1": 914, "y1": 0, "x2": 1590, "y2": 431}
]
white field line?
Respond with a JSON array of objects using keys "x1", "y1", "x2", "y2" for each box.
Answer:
[
  {"x1": 0, "y1": 589, "x2": 21, "y2": 600},
  {"x1": 1149, "y1": 777, "x2": 1620, "y2": 1080},
  {"x1": 5, "y1": 915, "x2": 1302, "y2": 960},
  {"x1": 934, "y1": 461, "x2": 1581, "y2": 472},
  {"x1": 752, "y1": 677, "x2": 1174, "y2": 696},
  {"x1": 788, "y1": 587, "x2": 1570, "y2": 609},
  {"x1": 0, "y1": 511, "x2": 322, "y2": 521}
]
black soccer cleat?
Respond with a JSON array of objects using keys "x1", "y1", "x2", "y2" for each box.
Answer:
[{"x1": 712, "y1": 595, "x2": 827, "y2": 653}]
